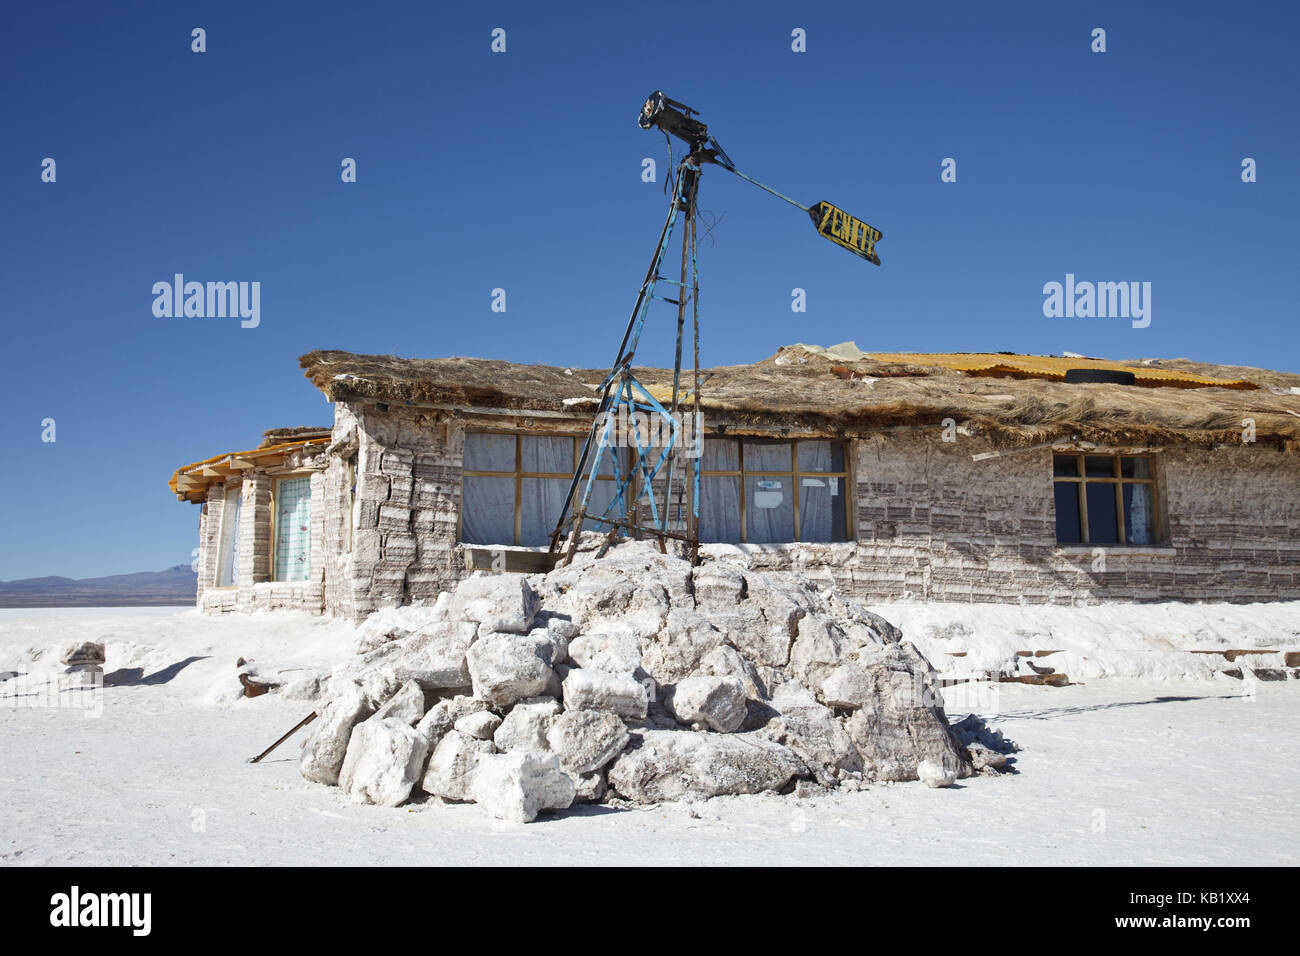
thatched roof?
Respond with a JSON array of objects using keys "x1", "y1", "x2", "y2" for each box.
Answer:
[
  {"x1": 299, "y1": 345, "x2": 1300, "y2": 451},
  {"x1": 259, "y1": 426, "x2": 332, "y2": 448}
]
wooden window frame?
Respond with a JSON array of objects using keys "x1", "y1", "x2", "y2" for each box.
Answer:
[
  {"x1": 697, "y1": 437, "x2": 851, "y2": 544},
  {"x1": 460, "y1": 432, "x2": 627, "y2": 546},
  {"x1": 461, "y1": 431, "x2": 852, "y2": 547},
  {"x1": 1052, "y1": 452, "x2": 1163, "y2": 546}
]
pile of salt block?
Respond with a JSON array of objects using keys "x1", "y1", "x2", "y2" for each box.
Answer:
[{"x1": 297, "y1": 542, "x2": 1008, "y2": 822}]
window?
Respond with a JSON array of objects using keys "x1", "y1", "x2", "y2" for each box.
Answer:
[
  {"x1": 1053, "y1": 453, "x2": 1158, "y2": 546},
  {"x1": 461, "y1": 433, "x2": 625, "y2": 546},
  {"x1": 699, "y1": 438, "x2": 850, "y2": 544},
  {"x1": 273, "y1": 476, "x2": 312, "y2": 581},
  {"x1": 216, "y1": 485, "x2": 242, "y2": 587}
]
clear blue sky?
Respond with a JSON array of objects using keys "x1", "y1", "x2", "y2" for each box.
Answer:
[{"x1": 1, "y1": 0, "x2": 1296, "y2": 580}]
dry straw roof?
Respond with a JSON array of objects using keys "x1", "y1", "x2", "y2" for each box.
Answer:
[
  {"x1": 299, "y1": 344, "x2": 1300, "y2": 451},
  {"x1": 259, "y1": 426, "x2": 332, "y2": 447}
]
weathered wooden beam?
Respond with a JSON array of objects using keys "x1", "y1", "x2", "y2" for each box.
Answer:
[
  {"x1": 1001, "y1": 673, "x2": 1070, "y2": 687},
  {"x1": 1189, "y1": 648, "x2": 1280, "y2": 661}
]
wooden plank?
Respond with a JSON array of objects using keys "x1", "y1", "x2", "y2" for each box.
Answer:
[
  {"x1": 1188, "y1": 648, "x2": 1279, "y2": 662},
  {"x1": 1001, "y1": 673, "x2": 1070, "y2": 687}
]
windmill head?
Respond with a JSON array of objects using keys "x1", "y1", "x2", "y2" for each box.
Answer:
[
  {"x1": 636, "y1": 90, "x2": 879, "y2": 263},
  {"x1": 637, "y1": 91, "x2": 734, "y2": 170}
]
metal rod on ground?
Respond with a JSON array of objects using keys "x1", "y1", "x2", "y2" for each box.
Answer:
[{"x1": 248, "y1": 711, "x2": 318, "y2": 764}]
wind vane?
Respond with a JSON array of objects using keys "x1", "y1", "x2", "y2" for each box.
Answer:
[{"x1": 548, "y1": 91, "x2": 882, "y2": 564}]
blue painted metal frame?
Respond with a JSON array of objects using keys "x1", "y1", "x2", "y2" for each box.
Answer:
[{"x1": 549, "y1": 159, "x2": 702, "y2": 556}]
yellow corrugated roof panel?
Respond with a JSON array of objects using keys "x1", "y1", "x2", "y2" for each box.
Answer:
[
  {"x1": 867, "y1": 353, "x2": 1256, "y2": 389},
  {"x1": 642, "y1": 384, "x2": 694, "y2": 404}
]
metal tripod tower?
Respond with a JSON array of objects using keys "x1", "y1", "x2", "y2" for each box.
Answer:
[
  {"x1": 548, "y1": 92, "x2": 883, "y2": 566},
  {"x1": 548, "y1": 151, "x2": 704, "y2": 564}
]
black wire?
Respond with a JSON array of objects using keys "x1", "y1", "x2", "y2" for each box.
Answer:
[{"x1": 663, "y1": 131, "x2": 674, "y2": 196}]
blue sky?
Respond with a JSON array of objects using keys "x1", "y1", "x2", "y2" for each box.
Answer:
[{"x1": 1, "y1": 0, "x2": 1296, "y2": 579}]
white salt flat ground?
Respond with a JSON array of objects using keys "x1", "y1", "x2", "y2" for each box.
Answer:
[{"x1": 1, "y1": 606, "x2": 1296, "y2": 866}]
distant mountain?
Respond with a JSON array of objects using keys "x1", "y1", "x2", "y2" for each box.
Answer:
[{"x1": 0, "y1": 565, "x2": 198, "y2": 607}]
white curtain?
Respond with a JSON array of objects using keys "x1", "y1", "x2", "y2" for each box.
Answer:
[
  {"x1": 217, "y1": 486, "x2": 242, "y2": 587},
  {"x1": 520, "y1": 477, "x2": 569, "y2": 545},
  {"x1": 1126, "y1": 484, "x2": 1152, "y2": 544},
  {"x1": 462, "y1": 476, "x2": 514, "y2": 545},
  {"x1": 699, "y1": 476, "x2": 741, "y2": 542},
  {"x1": 745, "y1": 441, "x2": 792, "y2": 471},
  {"x1": 522, "y1": 436, "x2": 573, "y2": 474},
  {"x1": 745, "y1": 476, "x2": 793, "y2": 543},
  {"x1": 582, "y1": 477, "x2": 625, "y2": 532},
  {"x1": 798, "y1": 440, "x2": 833, "y2": 472},
  {"x1": 465, "y1": 433, "x2": 515, "y2": 472},
  {"x1": 799, "y1": 478, "x2": 833, "y2": 542},
  {"x1": 702, "y1": 438, "x2": 738, "y2": 471}
]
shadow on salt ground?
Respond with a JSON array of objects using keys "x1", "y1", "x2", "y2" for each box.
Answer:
[
  {"x1": 401, "y1": 792, "x2": 628, "y2": 821},
  {"x1": 103, "y1": 656, "x2": 209, "y2": 687},
  {"x1": 544, "y1": 803, "x2": 626, "y2": 821},
  {"x1": 992, "y1": 694, "x2": 1241, "y2": 722}
]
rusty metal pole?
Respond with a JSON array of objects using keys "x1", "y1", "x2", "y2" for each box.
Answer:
[
  {"x1": 689, "y1": 192, "x2": 701, "y2": 564},
  {"x1": 662, "y1": 162, "x2": 698, "y2": 551},
  {"x1": 247, "y1": 710, "x2": 318, "y2": 764}
]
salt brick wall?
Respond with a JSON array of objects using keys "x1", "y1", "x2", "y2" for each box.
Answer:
[
  {"x1": 740, "y1": 436, "x2": 1300, "y2": 605},
  {"x1": 320, "y1": 445, "x2": 354, "y2": 616},
  {"x1": 196, "y1": 482, "x2": 231, "y2": 599},
  {"x1": 198, "y1": 479, "x2": 235, "y2": 612},
  {"x1": 338, "y1": 415, "x2": 1300, "y2": 613},
  {"x1": 1156, "y1": 445, "x2": 1299, "y2": 600},
  {"x1": 328, "y1": 403, "x2": 465, "y2": 620},
  {"x1": 196, "y1": 492, "x2": 216, "y2": 601},
  {"x1": 195, "y1": 507, "x2": 205, "y2": 604},
  {"x1": 197, "y1": 405, "x2": 1300, "y2": 618},
  {"x1": 240, "y1": 473, "x2": 271, "y2": 586}
]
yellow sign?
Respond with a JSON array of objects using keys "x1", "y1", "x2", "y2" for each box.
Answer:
[{"x1": 808, "y1": 201, "x2": 881, "y2": 265}]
